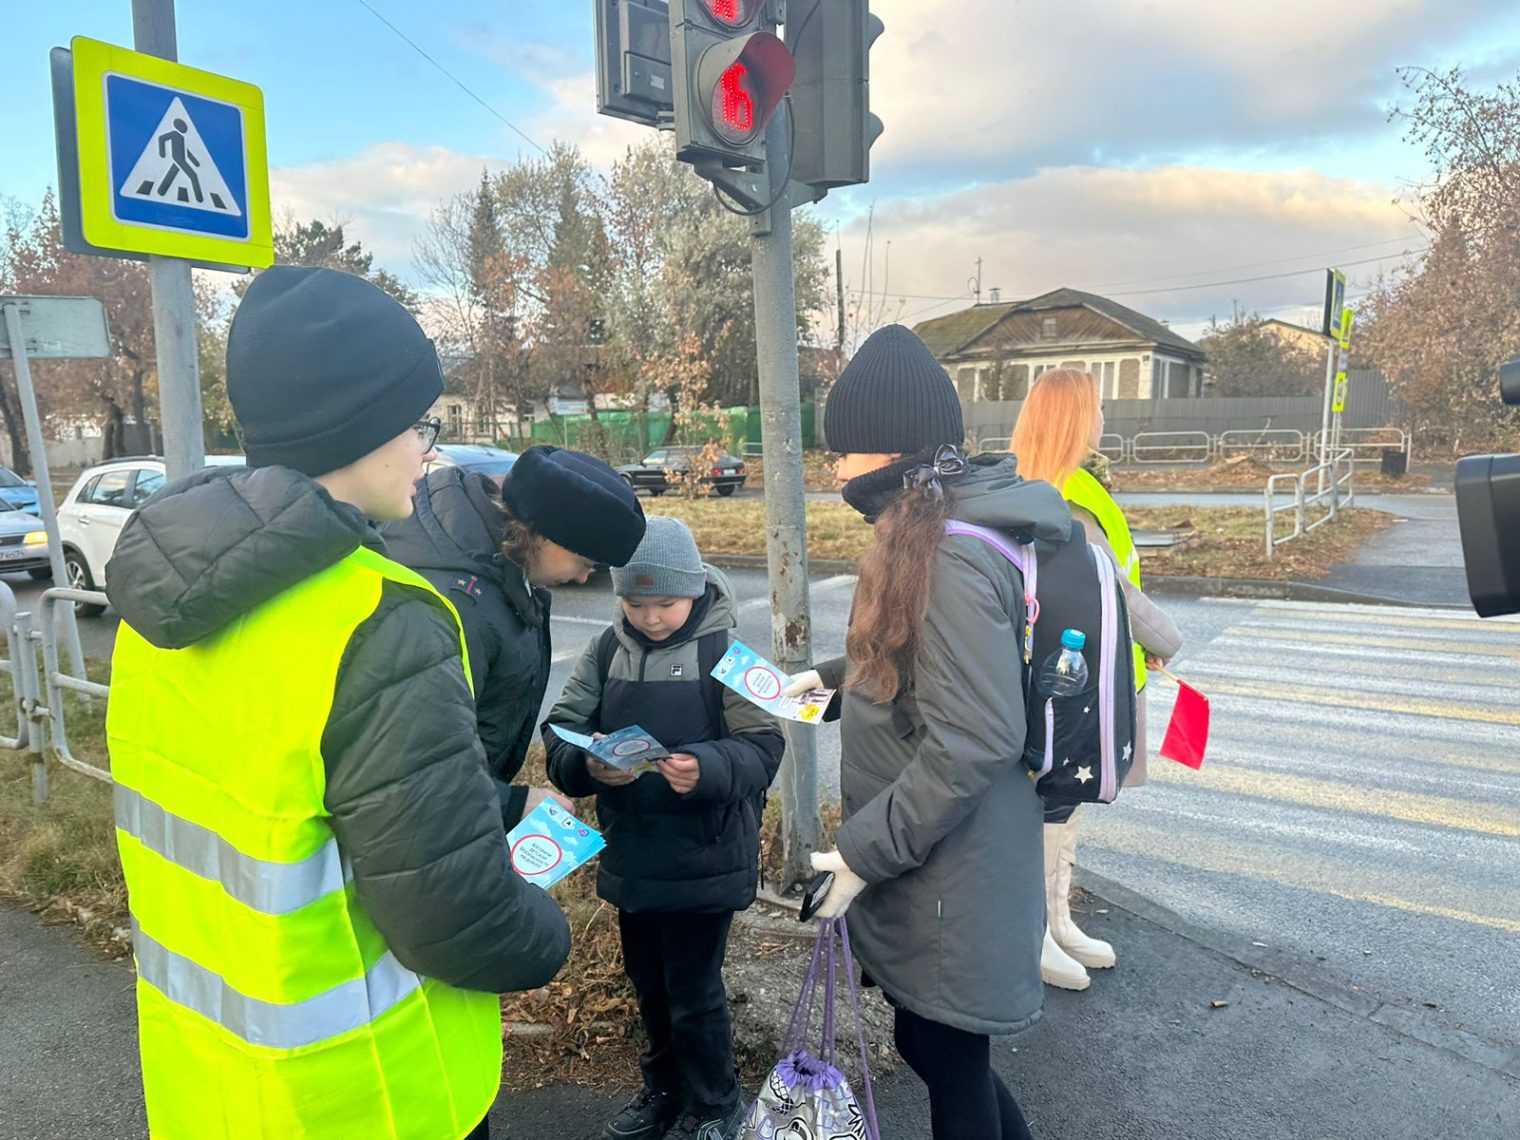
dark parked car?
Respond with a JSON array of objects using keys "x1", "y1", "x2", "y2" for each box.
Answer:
[
  {"x1": 616, "y1": 447, "x2": 747, "y2": 497},
  {"x1": 424, "y1": 444, "x2": 518, "y2": 485},
  {"x1": 0, "y1": 466, "x2": 40, "y2": 515}
]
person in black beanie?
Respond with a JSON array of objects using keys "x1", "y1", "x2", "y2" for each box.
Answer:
[
  {"x1": 102, "y1": 266, "x2": 570, "y2": 1140},
  {"x1": 793, "y1": 324, "x2": 1070, "y2": 1140},
  {"x1": 382, "y1": 446, "x2": 646, "y2": 833}
]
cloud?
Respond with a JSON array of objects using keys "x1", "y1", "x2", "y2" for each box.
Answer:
[
  {"x1": 524, "y1": 72, "x2": 655, "y2": 167},
  {"x1": 269, "y1": 143, "x2": 500, "y2": 266},
  {"x1": 866, "y1": 0, "x2": 1512, "y2": 184},
  {"x1": 824, "y1": 164, "x2": 1424, "y2": 341}
]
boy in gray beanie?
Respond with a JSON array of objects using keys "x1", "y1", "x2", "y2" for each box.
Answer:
[{"x1": 544, "y1": 516, "x2": 785, "y2": 1140}]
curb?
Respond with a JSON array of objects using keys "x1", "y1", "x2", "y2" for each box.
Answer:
[
  {"x1": 1075, "y1": 867, "x2": 1520, "y2": 1080},
  {"x1": 1143, "y1": 575, "x2": 1469, "y2": 610},
  {"x1": 707, "y1": 555, "x2": 1466, "y2": 611},
  {"x1": 705, "y1": 553, "x2": 861, "y2": 577}
]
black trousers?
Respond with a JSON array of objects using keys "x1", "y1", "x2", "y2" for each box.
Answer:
[
  {"x1": 893, "y1": 1007, "x2": 1035, "y2": 1140},
  {"x1": 619, "y1": 909, "x2": 739, "y2": 1113}
]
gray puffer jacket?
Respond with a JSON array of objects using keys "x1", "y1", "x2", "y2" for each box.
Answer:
[
  {"x1": 822, "y1": 457, "x2": 1071, "y2": 1036},
  {"x1": 106, "y1": 466, "x2": 571, "y2": 994}
]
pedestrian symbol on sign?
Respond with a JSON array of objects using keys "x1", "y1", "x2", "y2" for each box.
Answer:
[{"x1": 118, "y1": 96, "x2": 240, "y2": 217}]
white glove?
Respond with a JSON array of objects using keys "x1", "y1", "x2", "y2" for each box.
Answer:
[
  {"x1": 809, "y1": 850, "x2": 867, "y2": 919},
  {"x1": 785, "y1": 669, "x2": 825, "y2": 698}
]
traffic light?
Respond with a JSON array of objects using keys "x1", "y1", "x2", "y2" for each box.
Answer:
[
  {"x1": 670, "y1": 0, "x2": 795, "y2": 169},
  {"x1": 786, "y1": 0, "x2": 884, "y2": 191}
]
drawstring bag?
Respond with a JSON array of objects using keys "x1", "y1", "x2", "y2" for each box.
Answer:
[{"x1": 738, "y1": 917, "x2": 881, "y2": 1140}]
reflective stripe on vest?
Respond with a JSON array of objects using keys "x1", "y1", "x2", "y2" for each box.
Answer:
[
  {"x1": 1062, "y1": 467, "x2": 1148, "y2": 691},
  {"x1": 132, "y1": 919, "x2": 422, "y2": 1050},
  {"x1": 115, "y1": 785, "x2": 348, "y2": 916}
]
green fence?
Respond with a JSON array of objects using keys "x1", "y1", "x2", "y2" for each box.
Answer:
[{"x1": 527, "y1": 405, "x2": 816, "y2": 461}]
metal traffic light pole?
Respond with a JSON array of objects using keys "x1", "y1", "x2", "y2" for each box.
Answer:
[
  {"x1": 131, "y1": 0, "x2": 206, "y2": 481},
  {"x1": 750, "y1": 105, "x2": 822, "y2": 893}
]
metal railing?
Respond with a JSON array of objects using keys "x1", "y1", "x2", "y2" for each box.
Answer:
[
  {"x1": 1130, "y1": 431, "x2": 1213, "y2": 465},
  {"x1": 38, "y1": 589, "x2": 111, "y2": 784},
  {"x1": 1311, "y1": 427, "x2": 1411, "y2": 466},
  {"x1": 1218, "y1": 428, "x2": 1309, "y2": 464},
  {"x1": 1265, "y1": 448, "x2": 1356, "y2": 557},
  {"x1": 1097, "y1": 433, "x2": 1129, "y2": 463},
  {"x1": 0, "y1": 583, "x2": 111, "y2": 803}
]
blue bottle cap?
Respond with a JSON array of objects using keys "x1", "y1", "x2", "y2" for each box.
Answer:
[{"x1": 1060, "y1": 629, "x2": 1086, "y2": 651}]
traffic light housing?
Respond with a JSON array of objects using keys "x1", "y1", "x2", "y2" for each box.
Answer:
[
  {"x1": 670, "y1": 0, "x2": 795, "y2": 169},
  {"x1": 786, "y1": 0, "x2": 884, "y2": 190}
]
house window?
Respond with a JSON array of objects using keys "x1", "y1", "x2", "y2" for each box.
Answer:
[
  {"x1": 1093, "y1": 361, "x2": 1117, "y2": 400},
  {"x1": 1010, "y1": 364, "x2": 1030, "y2": 397},
  {"x1": 955, "y1": 367, "x2": 978, "y2": 400},
  {"x1": 1041, "y1": 317, "x2": 1058, "y2": 340},
  {"x1": 446, "y1": 403, "x2": 465, "y2": 436}
]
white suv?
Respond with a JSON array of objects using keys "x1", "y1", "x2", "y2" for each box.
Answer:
[{"x1": 57, "y1": 455, "x2": 244, "y2": 615}]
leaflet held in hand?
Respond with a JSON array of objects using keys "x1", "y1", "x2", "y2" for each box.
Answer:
[
  {"x1": 549, "y1": 723, "x2": 670, "y2": 775},
  {"x1": 506, "y1": 801, "x2": 606, "y2": 889},
  {"x1": 709, "y1": 639, "x2": 835, "y2": 723}
]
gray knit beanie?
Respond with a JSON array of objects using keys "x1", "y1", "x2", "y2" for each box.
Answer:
[{"x1": 611, "y1": 516, "x2": 707, "y2": 598}]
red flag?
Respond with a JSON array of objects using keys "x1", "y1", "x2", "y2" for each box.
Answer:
[{"x1": 1158, "y1": 671, "x2": 1210, "y2": 769}]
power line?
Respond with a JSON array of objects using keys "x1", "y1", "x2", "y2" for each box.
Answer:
[
  {"x1": 1099, "y1": 247, "x2": 1428, "y2": 298},
  {"x1": 353, "y1": 0, "x2": 547, "y2": 155},
  {"x1": 1086, "y1": 234, "x2": 1426, "y2": 290}
]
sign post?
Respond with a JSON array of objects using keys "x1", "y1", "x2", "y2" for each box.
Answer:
[
  {"x1": 53, "y1": 6, "x2": 271, "y2": 480},
  {"x1": 0, "y1": 296, "x2": 112, "y2": 681}
]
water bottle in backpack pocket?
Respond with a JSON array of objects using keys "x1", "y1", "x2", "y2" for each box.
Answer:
[
  {"x1": 944, "y1": 520, "x2": 1138, "y2": 804},
  {"x1": 1026, "y1": 629, "x2": 1105, "y2": 798}
]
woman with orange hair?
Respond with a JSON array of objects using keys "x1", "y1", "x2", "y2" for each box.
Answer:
[{"x1": 1010, "y1": 368, "x2": 1183, "y2": 992}]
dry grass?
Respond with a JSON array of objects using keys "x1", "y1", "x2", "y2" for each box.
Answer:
[
  {"x1": 1114, "y1": 458, "x2": 1430, "y2": 493},
  {"x1": 649, "y1": 496, "x2": 1393, "y2": 582},
  {"x1": 644, "y1": 498, "x2": 874, "y2": 562},
  {"x1": 741, "y1": 451, "x2": 840, "y2": 493},
  {"x1": 0, "y1": 659, "x2": 128, "y2": 954}
]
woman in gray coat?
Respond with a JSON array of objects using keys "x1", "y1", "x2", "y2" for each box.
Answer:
[{"x1": 801, "y1": 326, "x2": 1070, "y2": 1140}]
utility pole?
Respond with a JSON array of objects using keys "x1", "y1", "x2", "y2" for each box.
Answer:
[
  {"x1": 835, "y1": 246, "x2": 846, "y2": 353},
  {"x1": 751, "y1": 110, "x2": 819, "y2": 892},
  {"x1": 131, "y1": 0, "x2": 205, "y2": 480}
]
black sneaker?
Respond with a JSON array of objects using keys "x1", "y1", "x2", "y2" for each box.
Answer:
[
  {"x1": 604, "y1": 1087, "x2": 682, "y2": 1139},
  {"x1": 665, "y1": 1100, "x2": 745, "y2": 1140}
]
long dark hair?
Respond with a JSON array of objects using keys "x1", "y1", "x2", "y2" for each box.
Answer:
[
  {"x1": 846, "y1": 485, "x2": 954, "y2": 703},
  {"x1": 500, "y1": 509, "x2": 539, "y2": 572}
]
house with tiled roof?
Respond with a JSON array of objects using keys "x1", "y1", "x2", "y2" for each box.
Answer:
[{"x1": 913, "y1": 288, "x2": 1208, "y2": 402}]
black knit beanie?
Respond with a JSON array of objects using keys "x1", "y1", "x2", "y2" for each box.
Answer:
[
  {"x1": 226, "y1": 266, "x2": 444, "y2": 476},
  {"x1": 500, "y1": 446, "x2": 646, "y2": 567},
  {"x1": 824, "y1": 324, "x2": 964, "y2": 454}
]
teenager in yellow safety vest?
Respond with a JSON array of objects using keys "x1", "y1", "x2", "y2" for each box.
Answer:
[
  {"x1": 1010, "y1": 369, "x2": 1182, "y2": 993},
  {"x1": 105, "y1": 267, "x2": 604, "y2": 1140}
]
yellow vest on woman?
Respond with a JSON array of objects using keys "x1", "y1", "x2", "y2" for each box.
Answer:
[
  {"x1": 1062, "y1": 467, "x2": 1148, "y2": 692},
  {"x1": 108, "y1": 545, "x2": 500, "y2": 1140}
]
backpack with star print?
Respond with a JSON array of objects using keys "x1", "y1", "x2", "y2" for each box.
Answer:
[{"x1": 945, "y1": 518, "x2": 1139, "y2": 804}]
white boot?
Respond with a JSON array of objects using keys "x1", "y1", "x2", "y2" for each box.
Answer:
[
  {"x1": 1049, "y1": 809, "x2": 1116, "y2": 969},
  {"x1": 1041, "y1": 824, "x2": 1090, "y2": 990},
  {"x1": 1042, "y1": 925, "x2": 1090, "y2": 990}
]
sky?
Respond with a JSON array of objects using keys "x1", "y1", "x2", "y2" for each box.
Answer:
[{"x1": 5, "y1": 0, "x2": 1520, "y2": 343}]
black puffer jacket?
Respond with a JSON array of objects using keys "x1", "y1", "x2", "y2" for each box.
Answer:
[
  {"x1": 105, "y1": 466, "x2": 571, "y2": 994},
  {"x1": 542, "y1": 569, "x2": 786, "y2": 913},
  {"x1": 381, "y1": 467, "x2": 550, "y2": 829}
]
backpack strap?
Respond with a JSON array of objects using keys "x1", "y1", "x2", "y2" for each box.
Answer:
[
  {"x1": 698, "y1": 629, "x2": 730, "y2": 739},
  {"x1": 944, "y1": 521, "x2": 1040, "y2": 666},
  {"x1": 594, "y1": 624, "x2": 619, "y2": 684}
]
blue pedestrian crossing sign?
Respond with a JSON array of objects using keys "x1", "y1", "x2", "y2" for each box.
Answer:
[{"x1": 69, "y1": 37, "x2": 272, "y2": 267}]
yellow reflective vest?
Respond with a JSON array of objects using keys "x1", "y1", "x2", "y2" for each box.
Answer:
[
  {"x1": 1062, "y1": 467, "x2": 1149, "y2": 692},
  {"x1": 108, "y1": 545, "x2": 501, "y2": 1139}
]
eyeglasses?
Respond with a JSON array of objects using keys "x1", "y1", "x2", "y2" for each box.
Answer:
[{"x1": 413, "y1": 417, "x2": 441, "y2": 450}]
